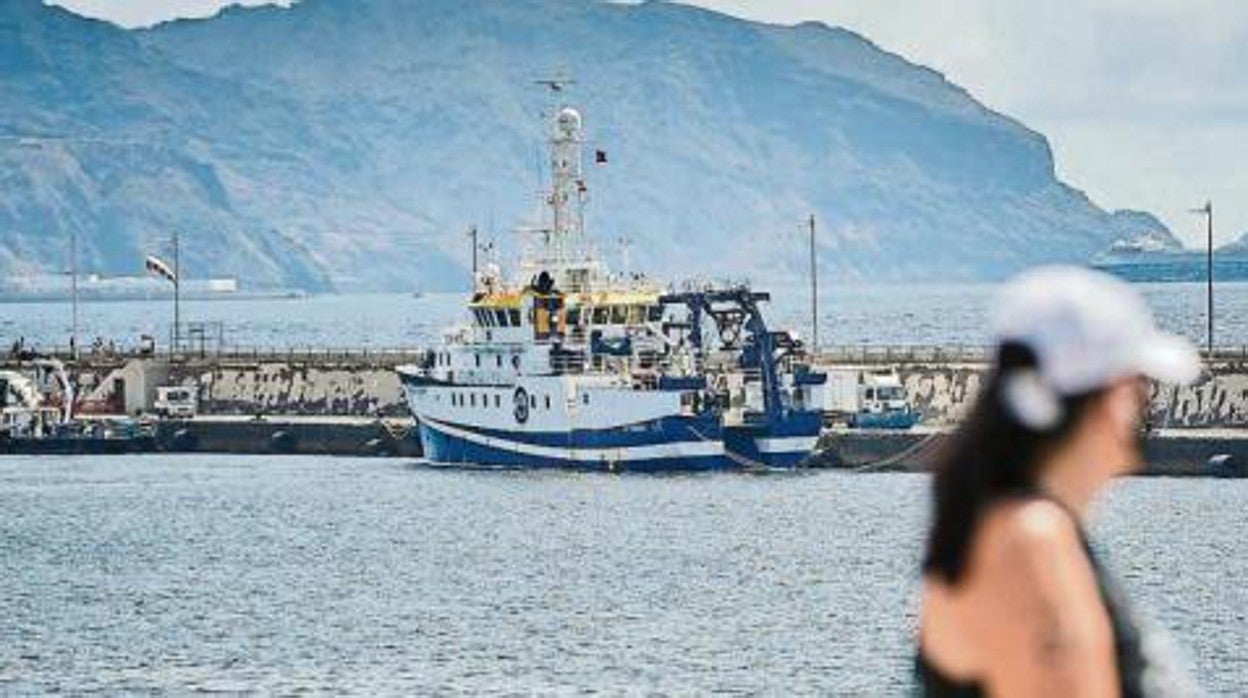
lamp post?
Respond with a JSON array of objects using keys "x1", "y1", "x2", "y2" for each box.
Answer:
[
  {"x1": 1190, "y1": 201, "x2": 1214, "y2": 357},
  {"x1": 2, "y1": 136, "x2": 79, "y2": 357},
  {"x1": 69, "y1": 227, "x2": 78, "y2": 359},
  {"x1": 808, "y1": 214, "x2": 819, "y2": 354},
  {"x1": 172, "y1": 230, "x2": 181, "y2": 353}
]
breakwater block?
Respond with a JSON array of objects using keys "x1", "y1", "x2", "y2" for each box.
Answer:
[
  {"x1": 153, "y1": 418, "x2": 422, "y2": 457},
  {"x1": 815, "y1": 428, "x2": 1248, "y2": 478}
]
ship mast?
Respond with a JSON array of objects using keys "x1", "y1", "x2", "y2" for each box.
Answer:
[{"x1": 521, "y1": 78, "x2": 601, "y2": 293}]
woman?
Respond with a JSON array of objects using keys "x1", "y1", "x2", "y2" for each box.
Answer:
[{"x1": 917, "y1": 267, "x2": 1201, "y2": 697}]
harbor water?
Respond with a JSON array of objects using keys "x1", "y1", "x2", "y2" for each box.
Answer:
[
  {"x1": 1, "y1": 455, "x2": 1244, "y2": 694},
  {"x1": 5, "y1": 281, "x2": 1248, "y2": 350}
]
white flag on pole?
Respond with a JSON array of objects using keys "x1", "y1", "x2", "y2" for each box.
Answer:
[{"x1": 144, "y1": 255, "x2": 177, "y2": 284}]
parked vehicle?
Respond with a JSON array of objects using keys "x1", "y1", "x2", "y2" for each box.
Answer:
[
  {"x1": 816, "y1": 367, "x2": 921, "y2": 429},
  {"x1": 154, "y1": 386, "x2": 197, "y2": 419}
]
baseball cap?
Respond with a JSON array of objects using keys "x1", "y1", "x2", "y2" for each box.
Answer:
[{"x1": 992, "y1": 266, "x2": 1201, "y2": 396}]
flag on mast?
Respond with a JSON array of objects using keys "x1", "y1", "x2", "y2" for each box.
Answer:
[{"x1": 145, "y1": 255, "x2": 177, "y2": 284}]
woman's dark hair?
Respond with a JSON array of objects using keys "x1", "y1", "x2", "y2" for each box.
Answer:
[{"x1": 921, "y1": 341, "x2": 1103, "y2": 585}]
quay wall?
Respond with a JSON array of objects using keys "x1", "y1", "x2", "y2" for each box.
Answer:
[
  {"x1": 174, "y1": 362, "x2": 406, "y2": 417},
  {"x1": 882, "y1": 361, "x2": 1248, "y2": 428},
  {"x1": 814, "y1": 429, "x2": 1248, "y2": 478},
  {"x1": 6, "y1": 352, "x2": 1248, "y2": 428}
]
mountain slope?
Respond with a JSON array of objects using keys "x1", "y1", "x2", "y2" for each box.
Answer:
[{"x1": 1, "y1": 0, "x2": 1180, "y2": 290}]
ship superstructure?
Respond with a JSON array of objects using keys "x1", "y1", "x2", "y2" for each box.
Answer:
[{"x1": 396, "y1": 98, "x2": 825, "y2": 470}]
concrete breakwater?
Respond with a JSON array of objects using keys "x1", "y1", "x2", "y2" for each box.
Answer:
[
  {"x1": 868, "y1": 360, "x2": 1248, "y2": 428},
  {"x1": 18, "y1": 349, "x2": 1248, "y2": 428},
  {"x1": 814, "y1": 428, "x2": 1248, "y2": 478},
  {"x1": 4, "y1": 349, "x2": 1248, "y2": 475}
]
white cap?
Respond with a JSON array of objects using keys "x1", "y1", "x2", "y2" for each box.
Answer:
[{"x1": 992, "y1": 266, "x2": 1201, "y2": 397}]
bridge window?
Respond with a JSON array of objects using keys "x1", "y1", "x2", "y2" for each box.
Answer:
[
  {"x1": 509, "y1": 309, "x2": 521, "y2": 326},
  {"x1": 627, "y1": 305, "x2": 645, "y2": 324},
  {"x1": 648, "y1": 305, "x2": 663, "y2": 322},
  {"x1": 494, "y1": 309, "x2": 508, "y2": 327},
  {"x1": 592, "y1": 307, "x2": 609, "y2": 324},
  {"x1": 610, "y1": 306, "x2": 627, "y2": 324},
  {"x1": 567, "y1": 307, "x2": 581, "y2": 325}
]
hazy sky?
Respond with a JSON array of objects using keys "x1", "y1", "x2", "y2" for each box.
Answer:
[{"x1": 49, "y1": 0, "x2": 1248, "y2": 246}]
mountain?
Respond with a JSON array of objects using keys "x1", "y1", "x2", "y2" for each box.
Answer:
[
  {"x1": 1217, "y1": 233, "x2": 1248, "y2": 256},
  {"x1": 0, "y1": 0, "x2": 1183, "y2": 291},
  {"x1": 0, "y1": 0, "x2": 341, "y2": 290}
]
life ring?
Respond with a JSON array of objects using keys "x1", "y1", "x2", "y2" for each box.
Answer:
[{"x1": 513, "y1": 387, "x2": 530, "y2": 424}]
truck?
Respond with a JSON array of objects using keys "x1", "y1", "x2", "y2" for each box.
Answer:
[
  {"x1": 153, "y1": 386, "x2": 197, "y2": 419},
  {"x1": 816, "y1": 367, "x2": 921, "y2": 429}
]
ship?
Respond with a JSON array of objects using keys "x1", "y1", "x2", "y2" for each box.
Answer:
[
  {"x1": 1, "y1": 360, "x2": 157, "y2": 455},
  {"x1": 396, "y1": 96, "x2": 826, "y2": 471}
]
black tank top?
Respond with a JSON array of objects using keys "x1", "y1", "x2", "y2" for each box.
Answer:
[{"x1": 916, "y1": 495, "x2": 1195, "y2": 697}]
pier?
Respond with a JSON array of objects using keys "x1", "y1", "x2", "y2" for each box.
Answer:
[{"x1": 4, "y1": 344, "x2": 1248, "y2": 475}]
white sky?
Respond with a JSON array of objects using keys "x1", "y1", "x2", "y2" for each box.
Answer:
[{"x1": 49, "y1": 0, "x2": 1248, "y2": 246}]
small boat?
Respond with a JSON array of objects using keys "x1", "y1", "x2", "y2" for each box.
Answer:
[{"x1": 1, "y1": 363, "x2": 158, "y2": 455}]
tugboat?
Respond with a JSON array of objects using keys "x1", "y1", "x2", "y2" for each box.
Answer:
[{"x1": 396, "y1": 96, "x2": 825, "y2": 471}]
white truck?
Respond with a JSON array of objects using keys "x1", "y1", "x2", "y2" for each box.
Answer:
[
  {"x1": 153, "y1": 386, "x2": 197, "y2": 419},
  {"x1": 816, "y1": 367, "x2": 920, "y2": 429}
]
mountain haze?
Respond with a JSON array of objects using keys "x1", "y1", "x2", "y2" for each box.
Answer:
[{"x1": 0, "y1": 0, "x2": 1182, "y2": 291}]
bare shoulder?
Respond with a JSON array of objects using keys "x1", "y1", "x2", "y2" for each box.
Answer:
[
  {"x1": 971, "y1": 498, "x2": 1086, "y2": 588},
  {"x1": 982, "y1": 497, "x2": 1080, "y2": 555}
]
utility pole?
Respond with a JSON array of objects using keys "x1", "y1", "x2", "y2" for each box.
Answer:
[
  {"x1": 808, "y1": 214, "x2": 818, "y2": 353},
  {"x1": 1191, "y1": 201, "x2": 1214, "y2": 357},
  {"x1": 173, "y1": 230, "x2": 181, "y2": 353},
  {"x1": 69, "y1": 227, "x2": 79, "y2": 360}
]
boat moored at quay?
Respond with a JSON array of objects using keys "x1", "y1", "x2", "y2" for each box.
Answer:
[{"x1": 397, "y1": 99, "x2": 825, "y2": 471}]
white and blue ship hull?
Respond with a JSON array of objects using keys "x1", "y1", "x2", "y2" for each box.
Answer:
[{"x1": 399, "y1": 373, "x2": 821, "y2": 471}]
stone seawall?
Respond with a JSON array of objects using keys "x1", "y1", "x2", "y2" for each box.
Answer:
[
  {"x1": 174, "y1": 362, "x2": 405, "y2": 417},
  {"x1": 896, "y1": 361, "x2": 1248, "y2": 428},
  {"x1": 8, "y1": 354, "x2": 1248, "y2": 428}
]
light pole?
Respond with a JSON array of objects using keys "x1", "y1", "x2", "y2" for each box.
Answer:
[
  {"x1": 69, "y1": 227, "x2": 78, "y2": 359},
  {"x1": 808, "y1": 214, "x2": 819, "y2": 354},
  {"x1": 1190, "y1": 201, "x2": 1214, "y2": 357},
  {"x1": 2, "y1": 136, "x2": 79, "y2": 357},
  {"x1": 172, "y1": 230, "x2": 181, "y2": 353}
]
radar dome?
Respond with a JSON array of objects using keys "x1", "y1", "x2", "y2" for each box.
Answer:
[{"x1": 556, "y1": 107, "x2": 582, "y2": 136}]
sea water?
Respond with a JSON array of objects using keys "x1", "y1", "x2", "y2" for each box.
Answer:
[
  {"x1": 3, "y1": 281, "x2": 1248, "y2": 350},
  {"x1": 0, "y1": 456, "x2": 1244, "y2": 694}
]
